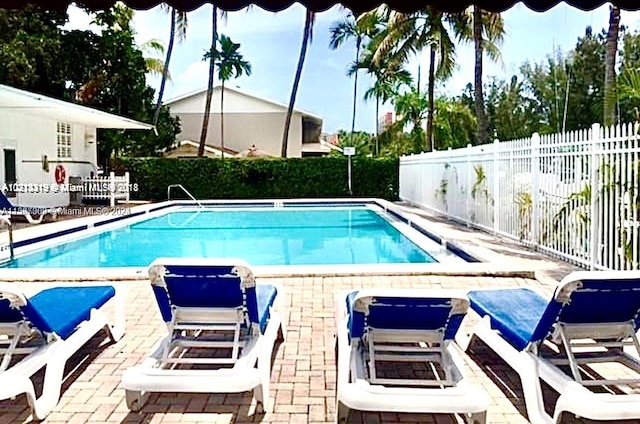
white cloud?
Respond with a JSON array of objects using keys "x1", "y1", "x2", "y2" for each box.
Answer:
[{"x1": 63, "y1": 4, "x2": 99, "y2": 32}]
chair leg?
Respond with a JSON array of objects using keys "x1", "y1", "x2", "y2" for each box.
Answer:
[
  {"x1": 336, "y1": 400, "x2": 350, "y2": 423},
  {"x1": 108, "y1": 285, "x2": 126, "y2": 342},
  {"x1": 252, "y1": 384, "x2": 266, "y2": 414},
  {"x1": 125, "y1": 389, "x2": 149, "y2": 412},
  {"x1": 277, "y1": 317, "x2": 286, "y2": 342},
  {"x1": 31, "y1": 357, "x2": 66, "y2": 420},
  {"x1": 464, "y1": 411, "x2": 487, "y2": 424}
]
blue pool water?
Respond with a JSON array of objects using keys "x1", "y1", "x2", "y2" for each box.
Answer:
[{"x1": 7, "y1": 207, "x2": 437, "y2": 267}]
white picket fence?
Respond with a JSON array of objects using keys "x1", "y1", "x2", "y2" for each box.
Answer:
[
  {"x1": 82, "y1": 171, "x2": 130, "y2": 207},
  {"x1": 399, "y1": 123, "x2": 640, "y2": 271}
]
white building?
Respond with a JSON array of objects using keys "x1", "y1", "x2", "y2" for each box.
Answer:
[
  {"x1": 165, "y1": 86, "x2": 329, "y2": 157},
  {"x1": 0, "y1": 84, "x2": 152, "y2": 208}
]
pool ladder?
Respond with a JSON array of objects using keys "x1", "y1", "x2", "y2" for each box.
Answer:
[
  {"x1": 0, "y1": 215, "x2": 14, "y2": 264},
  {"x1": 167, "y1": 184, "x2": 204, "y2": 208}
]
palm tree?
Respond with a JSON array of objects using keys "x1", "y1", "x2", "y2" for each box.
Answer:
[
  {"x1": 204, "y1": 34, "x2": 252, "y2": 159},
  {"x1": 198, "y1": 6, "x2": 220, "y2": 157},
  {"x1": 329, "y1": 12, "x2": 367, "y2": 134},
  {"x1": 282, "y1": 9, "x2": 314, "y2": 158},
  {"x1": 153, "y1": 7, "x2": 188, "y2": 127},
  {"x1": 604, "y1": 5, "x2": 621, "y2": 127},
  {"x1": 394, "y1": 84, "x2": 428, "y2": 143},
  {"x1": 470, "y1": 7, "x2": 504, "y2": 144},
  {"x1": 358, "y1": 48, "x2": 412, "y2": 155},
  {"x1": 363, "y1": 7, "x2": 464, "y2": 151},
  {"x1": 135, "y1": 39, "x2": 169, "y2": 80}
]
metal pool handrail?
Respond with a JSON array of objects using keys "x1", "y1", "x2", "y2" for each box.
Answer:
[{"x1": 167, "y1": 184, "x2": 204, "y2": 209}]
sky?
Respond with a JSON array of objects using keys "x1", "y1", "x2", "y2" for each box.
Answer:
[{"x1": 65, "y1": 3, "x2": 640, "y2": 134}]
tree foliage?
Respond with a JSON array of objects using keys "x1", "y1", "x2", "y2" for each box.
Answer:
[{"x1": 0, "y1": 4, "x2": 180, "y2": 167}]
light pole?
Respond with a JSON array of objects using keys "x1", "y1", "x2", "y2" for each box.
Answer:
[{"x1": 320, "y1": 140, "x2": 355, "y2": 196}]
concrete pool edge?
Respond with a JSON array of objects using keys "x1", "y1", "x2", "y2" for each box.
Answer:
[{"x1": 0, "y1": 263, "x2": 536, "y2": 282}]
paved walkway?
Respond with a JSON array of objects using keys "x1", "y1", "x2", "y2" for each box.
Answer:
[{"x1": 0, "y1": 204, "x2": 614, "y2": 424}]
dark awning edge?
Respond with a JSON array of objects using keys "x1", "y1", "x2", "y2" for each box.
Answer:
[{"x1": 2, "y1": 1, "x2": 640, "y2": 15}]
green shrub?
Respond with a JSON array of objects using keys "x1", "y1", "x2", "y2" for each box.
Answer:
[{"x1": 114, "y1": 157, "x2": 399, "y2": 201}]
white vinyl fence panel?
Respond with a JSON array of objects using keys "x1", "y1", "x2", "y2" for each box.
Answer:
[
  {"x1": 399, "y1": 123, "x2": 640, "y2": 271},
  {"x1": 82, "y1": 172, "x2": 130, "y2": 207}
]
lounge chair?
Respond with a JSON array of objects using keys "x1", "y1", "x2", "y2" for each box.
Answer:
[
  {"x1": 0, "y1": 191, "x2": 61, "y2": 224},
  {"x1": 0, "y1": 283, "x2": 125, "y2": 420},
  {"x1": 122, "y1": 258, "x2": 286, "y2": 413},
  {"x1": 467, "y1": 271, "x2": 640, "y2": 424},
  {"x1": 335, "y1": 288, "x2": 489, "y2": 423}
]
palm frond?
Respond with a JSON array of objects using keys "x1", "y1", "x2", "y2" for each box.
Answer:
[
  {"x1": 145, "y1": 57, "x2": 169, "y2": 79},
  {"x1": 175, "y1": 11, "x2": 188, "y2": 42},
  {"x1": 139, "y1": 39, "x2": 165, "y2": 55}
]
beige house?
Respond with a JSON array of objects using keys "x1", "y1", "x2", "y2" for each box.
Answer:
[{"x1": 165, "y1": 86, "x2": 329, "y2": 158}]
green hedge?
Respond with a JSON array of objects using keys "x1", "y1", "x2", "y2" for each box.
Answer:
[{"x1": 114, "y1": 157, "x2": 399, "y2": 201}]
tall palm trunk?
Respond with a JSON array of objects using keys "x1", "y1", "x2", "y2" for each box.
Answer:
[
  {"x1": 153, "y1": 8, "x2": 176, "y2": 126},
  {"x1": 350, "y1": 36, "x2": 361, "y2": 134},
  {"x1": 282, "y1": 10, "x2": 313, "y2": 157},
  {"x1": 220, "y1": 81, "x2": 225, "y2": 158},
  {"x1": 426, "y1": 45, "x2": 436, "y2": 152},
  {"x1": 604, "y1": 6, "x2": 621, "y2": 127},
  {"x1": 198, "y1": 6, "x2": 218, "y2": 157},
  {"x1": 473, "y1": 6, "x2": 489, "y2": 144},
  {"x1": 375, "y1": 97, "x2": 380, "y2": 156}
]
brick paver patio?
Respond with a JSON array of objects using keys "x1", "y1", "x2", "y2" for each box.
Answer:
[{"x1": 0, "y1": 274, "x2": 562, "y2": 424}]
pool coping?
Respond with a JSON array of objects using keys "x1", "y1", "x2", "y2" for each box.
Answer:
[{"x1": 0, "y1": 198, "x2": 537, "y2": 281}]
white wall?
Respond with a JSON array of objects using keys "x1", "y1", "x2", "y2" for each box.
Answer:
[
  {"x1": 170, "y1": 87, "x2": 286, "y2": 114},
  {"x1": 169, "y1": 88, "x2": 308, "y2": 158},
  {"x1": 174, "y1": 111, "x2": 303, "y2": 157},
  {"x1": 0, "y1": 110, "x2": 98, "y2": 208}
]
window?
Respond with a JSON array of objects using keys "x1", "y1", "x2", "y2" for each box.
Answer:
[{"x1": 56, "y1": 122, "x2": 72, "y2": 158}]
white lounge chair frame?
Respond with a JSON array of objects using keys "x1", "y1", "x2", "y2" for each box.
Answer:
[
  {"x1": 0, "y1": 283, "x2": 125, "y2": 420},
  {"x1": 468, "y1": 271, "x2": 640, "y2": 424},
  {"x1": 335, "y1": 288, "x2": 488, "y2": 424},
  {"x1": 122, "y1": 258, "x2": 286, "y2": 413}
]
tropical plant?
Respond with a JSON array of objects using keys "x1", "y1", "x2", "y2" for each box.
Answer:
[
  {"x1": 138, "y1": 39, "x2": 166, "y2": 78},
  {"x1": 393, "y1": 84, "x2": 428, "y2": 149},
  {"x1": 355, "y1": 41, "x2": 413, "y2": 155},
  {"x1": 204, "y1": 34, "x2": 252, "y2": 159},
  {"x1": 329, "y1": 12, "x2": 367, "y2": 134},
  {"x1": 282, "y1": 9, "x2": 315, "y2": 157},
  {"x1": 469, "y1": 7, "x2": 504, "y2": 144},
  {"x1": 154, "y1": 6, "x2": 188, "y2": 126},
  {"x1": 328, "y1": 130, "x2": 374, "y2": 157},
  {"x1": 361, "y1": 7, "x2": 468, "y2": 151},
  {"x1": 198, "y1": 6, "x2": 222, "y2": 157},
  {"x1": 604, "y1": 6, "x2": 621, "y2": 126},
  {"x1": 514, "y1": 191, "x2": 532, "y2": 240},
  {"x1": 432, "y1": 95, "x2": 477, "y2": 148}
]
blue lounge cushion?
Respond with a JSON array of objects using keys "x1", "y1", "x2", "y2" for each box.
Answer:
[
  {"x1": 346, "y1": 291, "x2": 466, "y2": 340},
  {"x1": 21, "y1": 286, "x2": 115, "y2": 340},
  {"x1": 556, "y1": 278, "x2": 640, "y2": 328},
  {"x1": 468, "y1": 288, "x2": 560, "y2": 351},
  {"x1": 152, "y1": 265, "x2": 278, "y2": 334},
  {"x1": 0, "y1": 298, "x2": 25, "y2": 323}
]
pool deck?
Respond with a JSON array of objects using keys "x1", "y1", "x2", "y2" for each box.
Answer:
[{"x1": 0, "y1": 201, "x2": 622, "y2": 424}]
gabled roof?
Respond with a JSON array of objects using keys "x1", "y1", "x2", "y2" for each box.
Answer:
[
  {"x1": 0, "y1": 84, "x2": 152, "y2": 130},
  {"x1": 165, "y1": 85, "x2": 323, "y2": 123}
]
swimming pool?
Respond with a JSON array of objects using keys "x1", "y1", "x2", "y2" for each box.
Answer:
[{"x1": 4, "y1": 205, "x2": 458, "y2": 268}]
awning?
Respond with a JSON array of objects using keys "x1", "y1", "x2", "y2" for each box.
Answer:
[
  {"x1": 0, "y1": 0, "x2": 637, "y2": 14},
  {"x1": 0, "y1": 84, "x2": 153, "y2": 130}
]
